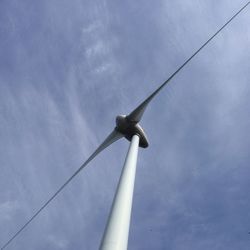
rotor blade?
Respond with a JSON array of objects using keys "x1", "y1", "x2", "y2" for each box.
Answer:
[
  {"x1": 127, "y1": 1, "x2": 250, "y2": 123},
  {"x1": 1, "y1": 129, "x2": 123, "y2": 250}
]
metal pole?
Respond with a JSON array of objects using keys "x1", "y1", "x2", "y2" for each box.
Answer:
[{"x1": 100, "y1": 134, "x2": 140, "y2": 250}]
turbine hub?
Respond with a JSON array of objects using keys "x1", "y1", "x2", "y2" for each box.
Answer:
[{"x1": 115, "y1": 115, "x2": 149, "y2": 148}]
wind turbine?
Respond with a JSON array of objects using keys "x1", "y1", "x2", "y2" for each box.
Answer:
[{"x1": 1, "y1": 2, "x2": 249, "y2": 250}]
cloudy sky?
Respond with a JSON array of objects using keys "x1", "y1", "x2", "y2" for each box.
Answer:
[{"x1": 1, "y1": 0, "x2": 250, "y2": 249}]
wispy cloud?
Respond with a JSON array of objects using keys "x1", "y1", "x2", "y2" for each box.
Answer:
[
  {"x1": 1, "y1": 0, "x2": 250, "y2": 249},
  {"x1": 0, "y1": 201, "x2": 20, "y2": 222}
]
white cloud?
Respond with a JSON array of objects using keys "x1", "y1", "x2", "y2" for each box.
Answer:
[
  {"x1": 0, "y1": 201, "x2": 20, "y2": 222},
  {"x1": 47, "y1": 235, "x2": 69, "y2": 249}
]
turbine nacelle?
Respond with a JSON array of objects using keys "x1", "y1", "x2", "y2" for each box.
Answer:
[{"x1": 115, "y1": 115, "x2": 149, "y2": 148}]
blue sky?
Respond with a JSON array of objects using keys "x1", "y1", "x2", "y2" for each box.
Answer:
[{"x1": 1, "y1": 0, "x2": 250, "y2": 249}]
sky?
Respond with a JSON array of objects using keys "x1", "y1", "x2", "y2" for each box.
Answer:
[{"x1": 0, "y1": 0, "x2": 250, "y2": 249}]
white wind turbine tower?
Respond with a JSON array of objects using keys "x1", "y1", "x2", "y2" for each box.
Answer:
[{"x1": 1, "y1": 2, "x2": 249, "y2": 250}]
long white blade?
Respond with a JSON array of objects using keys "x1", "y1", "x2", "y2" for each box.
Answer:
[
  {"x1": 1, "y1": 130, "x2": 123, "y2": 250},
  {"x1": 127, "y1": 1, "x2": 250, "y2": 123}
]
